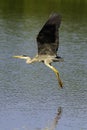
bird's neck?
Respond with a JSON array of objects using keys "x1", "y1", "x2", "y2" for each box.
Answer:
[{"x1": 26, "y1": 57, "x2": 38, "y2": 64}]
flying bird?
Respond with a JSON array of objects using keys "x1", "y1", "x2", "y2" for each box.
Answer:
[{"x1": 13, "y1": 13, "x2": 64, "y2": 88}]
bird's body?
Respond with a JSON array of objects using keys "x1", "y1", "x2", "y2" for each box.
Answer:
[{"x1": 13, "y1": 13, "x2": 64, "y2": 88}]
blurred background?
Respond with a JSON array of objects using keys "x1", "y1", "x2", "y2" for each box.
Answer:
[{"x1": 0, "y1": 0, "x2": 87, "y2": 130}]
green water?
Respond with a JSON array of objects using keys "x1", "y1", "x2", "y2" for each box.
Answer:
[{"x1": 0, "y1": 0, "x2": 87, "y2": 130}]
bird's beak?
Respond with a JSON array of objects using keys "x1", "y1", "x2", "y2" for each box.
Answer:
[{"x1": 13, "y1": 55, "x2": 28, "y2": 59}]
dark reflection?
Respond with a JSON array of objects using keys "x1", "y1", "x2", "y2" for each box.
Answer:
[
  {"x1": 43, "y1": 107, "x2": 62, "y2": 130},
  {"x1": 0, "y1": 0, "x2": 24, "y2": 20},
  {"x1": 0, "y1": 0, "x2": 25, "y2": 38},
  {"x1": 0, "y1": 0, "x2": 87, "y2": 22}
]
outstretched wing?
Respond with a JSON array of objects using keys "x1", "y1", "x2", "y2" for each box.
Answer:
[{"x1": 37, "y1": 13, "x2": 62, "y2": 56}]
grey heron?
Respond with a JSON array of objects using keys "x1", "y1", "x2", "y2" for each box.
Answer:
[{"x1": 13, "y1": 13, "x2": 64, "y2": 88}]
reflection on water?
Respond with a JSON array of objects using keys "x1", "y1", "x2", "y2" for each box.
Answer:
[
  {"x1": 0, "y1": 0, "x2": 87, "y2": 130},
  {"x1": 42, "y1": 107, "x2": 62, "y2": 130}
]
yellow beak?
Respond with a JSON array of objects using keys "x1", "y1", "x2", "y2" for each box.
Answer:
[{"x1": 13, "y1": 55, "x2": 28, "y2": 59}]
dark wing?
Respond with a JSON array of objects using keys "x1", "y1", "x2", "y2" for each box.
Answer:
[{"x1": 37, "y1": 13, "x2": 62, "y2": 56}]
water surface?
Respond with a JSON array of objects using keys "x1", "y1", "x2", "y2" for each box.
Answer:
[{"x1": 0, "y1": 0, "x2": 87, "y2": 130}]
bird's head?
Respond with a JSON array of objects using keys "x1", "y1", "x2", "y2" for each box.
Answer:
[{"x1": 13, "y1": 55, "x2": 32, "y2": 63}]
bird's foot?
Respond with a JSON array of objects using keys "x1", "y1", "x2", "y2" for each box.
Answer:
[{"x1": 58, "y1": 78, "x2": 63, "y2": 88}]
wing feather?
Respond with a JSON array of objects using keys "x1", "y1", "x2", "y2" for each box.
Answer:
[{"x1": 37, "y1": 13, "x2": 62, "y2": 55}]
